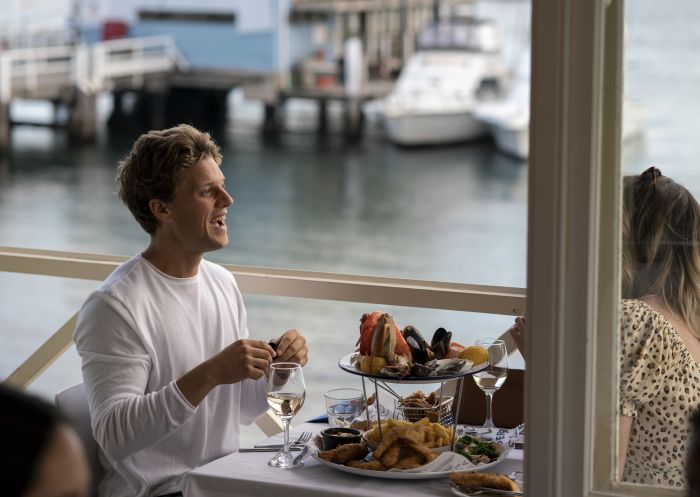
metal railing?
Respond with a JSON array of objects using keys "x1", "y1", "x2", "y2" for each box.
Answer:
[
  {"x1": 0, "y1": 36, "x2": 185, "y2": 104},
  {"x1": 92, "y1": 35, "x2": 188, "y2": 90},
  {"x1": 0, "y1": 45, "x2": 79, "y2": 102},
  {"x1": 1, "y1": 246, "x2": 526, "y2": 388},
  {"x1": 0, "y1": 246, "x2": 525, "y2": 433}
]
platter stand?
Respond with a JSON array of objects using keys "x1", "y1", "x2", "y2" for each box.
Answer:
[
  {"x1": 359, "y1": 376, "x2": 465, "y2": 451},
  {"x1": 338, "y1": 354, "x2": 486, "y2": 452}
]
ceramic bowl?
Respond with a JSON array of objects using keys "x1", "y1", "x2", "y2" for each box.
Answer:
[{"x1": 320, "y1": 427, "x2": 362, "y2": 450}]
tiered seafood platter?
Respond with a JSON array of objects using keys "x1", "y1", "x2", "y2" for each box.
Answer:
[{"x1": 317, "y1": 311, "x2": 501, "y2": 479}]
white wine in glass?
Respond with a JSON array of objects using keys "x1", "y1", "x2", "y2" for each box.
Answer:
[
  {"x1": 266, "y1": 363, "x2": 306, "y2": 468},
  {"x1": 267, "y1": 392, "x2": 305, "y2": 418},
  {"x1": 472, "y1": 339, "x2": 508, "y2": 430}
]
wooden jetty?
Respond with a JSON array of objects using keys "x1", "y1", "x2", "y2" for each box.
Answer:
[{"x1": 0, "y1": 0, "x2": 473, "y2": 151}]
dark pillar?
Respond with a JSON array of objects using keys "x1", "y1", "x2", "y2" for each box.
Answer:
[
  {"x1": 344, "y1": 98, "x2": 363, "y2": 140},
  {"x1": 107, "y1": 91, "x2": 128, "y2": 129},
  {"x1": 318, "y1": 99, "x2": 328, "y2": 133},
  {"x1": 262, "y1": 101, "x2": 282, "y2": 134},
  {"x1": 148, "y1": 91, "x2": 167, "y2": 130},
  {"x1": 0, "y1": 103, "x2": 9, "y2": 153},
  {"x1": 68, "y1": 90, "x2": 97, "y2": 142}
]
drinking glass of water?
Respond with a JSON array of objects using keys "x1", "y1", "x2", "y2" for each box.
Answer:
[
  {"x1": 472, "y1": 339, "x2": 508, "y2": 431},
  {"x1": 266, "y1": 362, "x2": 306, "y2": 468},
  {"x1": 324, "y1": 388, "x2": 364, "y2": 427}
]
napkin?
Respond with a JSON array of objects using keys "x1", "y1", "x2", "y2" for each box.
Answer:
[{"x1": 386, "y1": 451, "x2": 475, "y2": 473}]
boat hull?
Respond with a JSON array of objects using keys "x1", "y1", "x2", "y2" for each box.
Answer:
[
  {"x1": 383, "y1": 112, "x2": 488, "y2": 146},
  {"x1": 488, "y1": 123, "x2": 529, "y2": 160}
]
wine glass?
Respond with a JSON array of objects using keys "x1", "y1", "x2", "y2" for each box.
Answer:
[
  {"x1": 472, "y1": 338, "x2": 508, "y2": 432},
  {"x1": 266, "y1": 362, "x2": 306, "y2": 468}
]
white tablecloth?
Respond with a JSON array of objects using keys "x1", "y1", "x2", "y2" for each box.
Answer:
[{"x1": 184, "y1": 423, "x2": 524, "y2": 497}]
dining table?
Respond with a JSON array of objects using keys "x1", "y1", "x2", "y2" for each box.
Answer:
[{"x1": 183, "y1": 422, "x2": 524, "y2": 497}]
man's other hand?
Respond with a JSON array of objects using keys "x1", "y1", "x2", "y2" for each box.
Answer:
[
  {"x1": 210, "y1": 339, "x2": 276, "y2": 384},
  {"x1": 271, "y1": 329, "x2": 308, "y2": 366}
]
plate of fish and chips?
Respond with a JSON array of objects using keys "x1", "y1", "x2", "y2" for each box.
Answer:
[{"x1": 312, "y1": 419, "x2": 508, "y2": 479}]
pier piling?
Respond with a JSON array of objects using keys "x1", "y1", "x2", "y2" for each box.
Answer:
[
  {"x1": 68, "y1": 90, "x2": 97, "y2": 143},
  {"x1": 0, "y1": 104, "x2": 8, "y2": 152},
  {"x1": 263, "y1": 103, "x2": 282, "y2": 134}
]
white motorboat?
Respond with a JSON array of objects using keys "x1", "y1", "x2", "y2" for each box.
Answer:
[
  {"x1": 475, "y1": 52, "x2": 646, "y2": 160},
  {"x1": 381, "y1": 20, "x2": 507, "y2": 146},
  {"x1": 473, "y1": 53, "x2": 530, "y2": 159}
]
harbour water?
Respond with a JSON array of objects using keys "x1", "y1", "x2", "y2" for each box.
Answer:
[{"x1": 2, "y1": 0, "x2": 700, "y2": 442}]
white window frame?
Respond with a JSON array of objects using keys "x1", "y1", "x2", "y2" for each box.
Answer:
[{"x1": 527, "y1": 0, "x2": 682, "y2": 495}]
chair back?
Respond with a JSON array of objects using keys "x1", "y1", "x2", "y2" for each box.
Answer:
[
  {"x1": 456, "y1": 368, "x2": 524, "y2": 428},
  {"x1": 55, "y1": 383, "x2": 104, "y2": 496}
]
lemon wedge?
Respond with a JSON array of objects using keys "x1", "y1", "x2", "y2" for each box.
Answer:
[{"x1": 459, "y1": 345, "x2": 489, "y2": 364}]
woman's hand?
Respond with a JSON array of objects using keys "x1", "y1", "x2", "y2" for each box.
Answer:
[{"x1": 508, "y1": 313, "x2": 526, "y2": 355}]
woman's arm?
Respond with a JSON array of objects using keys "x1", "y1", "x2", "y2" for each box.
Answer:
[{"x1": 617, "y1": 414, "x2": 633, "y2": 479}]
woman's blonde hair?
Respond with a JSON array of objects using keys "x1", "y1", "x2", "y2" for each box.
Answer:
[{"x1": 622, "y1": 167, "x2": 700, "y2": 338}]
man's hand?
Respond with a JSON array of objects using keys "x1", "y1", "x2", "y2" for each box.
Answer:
[
  {"x1": 271, "y1": 329, "x2": 308, "y2": 366},
  {"x1": 209, "y1": 339, "x2": 276, "y2": 384},
  {"x1": 177, "y1": 339, "x2": 275, "y2": 407}
]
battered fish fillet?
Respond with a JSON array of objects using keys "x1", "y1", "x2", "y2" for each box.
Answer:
[
  {"x1": 318, "y1": 443, "x2": 369, "y2": 464},
  {"x1": 376, "y1": 425, "x2": 427, "y2": 459},
  {"x1": 373, "y1": 429, "x2": 400, "y2": 458},
  {"x1": 392, "y1": 454, "x2": 425, "y2": 470},
  {"x1": 449, "y1": 472, "x2": 521, "y2": 492},
  {"x1": 402, "y1": 440, "x2": 437, "y2": 462},
  {"x1": 380, "y1": 444, "x2": 401, "y2": 467},
  {"x1": 346, "y1": 459, "x2": 386, "y2": 471}
]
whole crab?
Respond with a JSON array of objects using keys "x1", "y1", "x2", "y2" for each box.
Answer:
[{"x1": 357, "y1": 311, "x2": 412, "y2": 366}]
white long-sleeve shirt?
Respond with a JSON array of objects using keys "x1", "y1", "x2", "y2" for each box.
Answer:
[{"x1": 74, "y1": 254, "x2": 269, "y2": 497}]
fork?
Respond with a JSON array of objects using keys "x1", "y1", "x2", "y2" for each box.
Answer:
[{"x1": 254, "y1": 431, "x2": 312, "y2": 449}]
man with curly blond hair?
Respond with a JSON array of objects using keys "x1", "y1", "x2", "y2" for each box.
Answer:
[{"x1": 74, "y1": 125, "x2": 308, "y2": 497}]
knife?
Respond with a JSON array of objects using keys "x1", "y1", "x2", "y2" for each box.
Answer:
[
  {"x1": 291, "y1": 444, "x2": 310, "y2": 465},
  {"x1": 254, "y1": 442, "x2": 306, "y2": 449},
  {"x1": 239, "y1": 447, "x2": 302, "y2": 453}
]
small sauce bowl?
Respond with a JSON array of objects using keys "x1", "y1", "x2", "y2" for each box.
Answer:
[{"x1": 321, "y1": 427, "x2": 362, "y2": 450}]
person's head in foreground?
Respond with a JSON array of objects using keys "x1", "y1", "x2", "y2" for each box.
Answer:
[
  {"x1": 0, "y1": 384, "x2": 89, "y2": 497},
  {"x1": 116, "y1": 124, "x2": 232, "y2": 265},
  {"x1": 622, "y1": 166, "x2": 700, "y2": 338}
]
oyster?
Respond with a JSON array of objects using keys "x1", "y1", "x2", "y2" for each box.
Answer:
[
  {"x1": 379, "y1": 365, "x2": 410, "y2": 378},
  {"x1": 431, "y1": 358, "x2": 468, "y2": 375},
  {"x1": 410, "y1": 363, "x2": 435, "y2": 377}
]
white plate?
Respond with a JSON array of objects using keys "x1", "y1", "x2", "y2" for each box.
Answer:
[
  {"x1": 338, "y1": 353, "x2": 488, "y2": 384},
  {"x1": 311, "y1": 447, "x2": 508, "y2": 480}
]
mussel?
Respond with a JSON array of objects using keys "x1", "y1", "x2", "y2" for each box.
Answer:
[
  {"x1": 430, "y1": 328, "x2": 452, "y2": 360},
  {"x1": 402, "y1": 325, "x2": 434, "y2": 365}
]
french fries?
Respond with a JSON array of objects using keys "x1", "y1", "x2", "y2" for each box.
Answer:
[{"x1": 365, "y1": 417, "x2": 453, "y2": 448}]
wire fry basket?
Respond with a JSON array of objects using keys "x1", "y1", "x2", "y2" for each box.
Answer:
[{"x1": 394, "y1": 395, "x2": 454, "y2": 426}]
